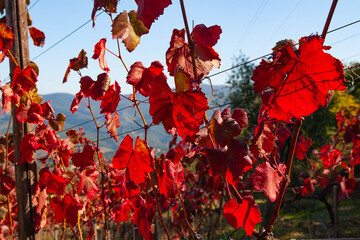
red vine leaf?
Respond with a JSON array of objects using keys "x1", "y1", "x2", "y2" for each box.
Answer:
[
  {"x1": 135, "y1": 0, "x2": 172, "y2": 29},
  {"x1": 252, "y1": 35, "x2": 346, "y2": 121},
  {"x1": 92, "y1": 38, "x2": 109, "y2": 72},
  {"x1": 209, "y1": 108, "x2": 248, "y2": 147},
  {"x1": 105, "y1": 112, "x2": 120, "y2": 142},
  {"x1": 223, "y1": 196, "x2": 262, "y2": 236},
  {"x1": 12, "y1": 65, "x2": 38, "y2": 92},
  {"x1": 127, "y1": 61, "x2": 164, "y2": 97},
  {"x1": 91, "y1": 0, "x2": 118, "y2": 27},
  {"x1": 295, "y1": 136, "x2": 312, "y2": 160},
  {"x1": 112, "y1": 10, "x2": 149, "y2": 52},
  {"x1": 78, "y1": 168, "x2": 99, "y2": 199},
  {"x1": 80, "y1": 73, "x2": 110, "y2": 101},
  {"x1": 38, "y1": 167, "x2": 68, "y2": 195},
  {"x1": 0, "y1": 23, "x2": 14, "y2": 54},
  {"x1": 158, "y1": 160, "x2": 184, "y2": 198},
  {"x1": 112, "y1": 135, "x2": 154, "y2": 184},
  {"x1": 205, "y1": 139, "x2": 252, "y2": 185},
  {"x1": 251, "y1": 161, "x2": 286, "y2": 202},
  {"x1": 71, "y1": 145, "x2": 95, "y2": 169},
  {"x1": 166, "y1": 27, "x2": 221, "y2": 79},
  {"x1": 191, "y1": 24, "x2": 221, "y2": 47},
  {"x1": 0, "y1": 165, "x2": 15, "y2": 195},
  {"x1": 51, "y1": 194, "x2": 81, "y2": 227},
  {"x1": 63, "y1": 49, "x2": 88, "y2": 83},
  {"x1": 131, "y1": 194, "x2": 156, "y2": 240},
  {"x1": 149, "y1": 77, "x2": 208, "y2": 139},
  {"x1": 100, "y1": 80, "x2": 121, "y2": 114},
  {"x1": 28, "y1": 27, "x2": 45, "y2": 47},
  {"x1": 250, "y1": 118, "x2": 275, "y2": 158}
]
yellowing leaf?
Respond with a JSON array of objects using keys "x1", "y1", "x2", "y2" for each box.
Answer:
[{"x1": 112, "y1": 11, "x2": 148, "y2": 52}]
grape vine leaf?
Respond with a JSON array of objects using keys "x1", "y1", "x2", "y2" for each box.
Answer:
[
  {"x1": 158, "y1": 159, "x2": 184, "y2": 198},
  {"x1": 223, "y1": 196, "x2": 262, "y2": 236},
  {"x1": 63, "y1": 49, "x2": 88, "y2": 83},
  {"x1": 28, "y1": 27, "x2": 45, "y2": 47},
  {"x1": 105, "y1": 112, "x2": 120, "y2": 142},
  {"x1": 0, "y1": 23, "x2": 14, "y2": 55},
  {"x1": 112, "y1": 134, "x2": 154, "y2": 184},
  {"x1": 12, "y1": 65, "x2": 38, "y2": 92},
  {"x1": 166, "y1": 27, "x2": 221, "y2": 79},
  {"x1": 92, "y1": 38, "x2": 109, "y2": 72},
  {"x1": 252, "y1": 35, "x2": 346, "y2": 121},
  {"x1": 51, "y1": 194, "x2": 81, "y2": 227},
  {"x1": 0, "y1": 165, "x2": 15, "y2": 195},
  {"x1": 78, "y1": 168, "x2": 99, "y2": 199},
  {"x1": 71, "y1": 145, "x2": 95, "y2": 169},
  {"x1": 112, "y1": 10, "x2": 149, "y2": 52},
  {"x1": 131, "y1": 194, "x2": 156, "y2": 240},
  {"x1": 100, "y1": 80, "x2": 121, "y2": 114},
  {"x1": 80, "y1": 73, "x2": 110, "y2": 101},
  {"x1": 149, "y1": 77, "x2": 208, "y2": 139},
  {"x1": 91, "y1": 0, "x2": 118, "y2": 27},
  {"x1": 209, "y1": 107, "x2": 248, "y2": 147},
  {"x1": 295, "y1": 136, "x2": 312, "y2": 160},
  {"x1": 250, "y1": 118, "x2": 275, "y2": 159},
  {"x1": 205, "y1": 139, "x2": 252, "y2": 185},
  {"x1": 135, "y1": 0, "x2": 172, "y2": 29},
  {"x1": 127, "y1": 61, "x2": 164, "y2": 97},
  {"x1": 38, "y1": 167, "x2": 68, "y2": 196},
  {"x1": 251, "y1": 161, "x2": 286, "y2": 202}
]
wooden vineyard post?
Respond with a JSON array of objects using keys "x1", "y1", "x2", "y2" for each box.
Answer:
[{"x1": 5, "y1": 0, "x2": 37, "y2": 239}]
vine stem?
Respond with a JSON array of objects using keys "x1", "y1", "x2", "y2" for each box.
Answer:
[
  {"x1": 5, "y1": 112, "x2": 13, "y2": 239},
  {"x1": 109, "y1": 14, "x2": 148, "y2": 141},
  {"x1": 179, "y1": 0, "x2": 198, "y2": 79},
  {"x1": 266, "y1": 0, "x2": 338, "y2": 233},
  {"x1": 87, "y1": 97, "x2": 107, "y2": 238},
  {"x1": 266, "y1": 119, "x2": 302, "y2": 232},
  {"x1": 147, "y1": 173, "x2": 171, "y2": 240},
  {"x1": 7, "y1": 50, "x2": 19, "y2": 67},
  {"x1": 176, "y1": 185, "x2": 197, "y2": 237}
]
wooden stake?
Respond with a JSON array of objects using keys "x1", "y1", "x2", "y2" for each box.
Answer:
[{"x1": 5, "y1": 0, "x2": 37, "y2": 239}]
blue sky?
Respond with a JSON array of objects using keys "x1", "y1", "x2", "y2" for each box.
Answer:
[{"x1": 1, "y1": 0, "x2": 360, "y2": 95}]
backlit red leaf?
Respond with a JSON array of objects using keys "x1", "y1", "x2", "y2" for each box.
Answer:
[
  {"x1": 206, "y1": 139, "x2": 252, "y2": 185},
  {"x1": 0, "y1": 165, "x2": 15, "y2": 195},
  {"x1": 63, "y1": 49, "x2": 88, "y2": 83},
  {"x1": 135, "y1": 0, "x2": 172, "y2": 29},
  {"x1": 127, "y1": 61, "x2": 165, "y2": 97},
  {"x1": 28, "y1": 27, "x2": 45, "y2": 47},
  {"x1": 149, "y1": 77, "x2": 208, "y2": 139},
  {"x1": 92, "y1": 38, "x2": 109, "y2": 72},
  {"x1": 251, "y1": 161, "x2": 286, "y2": 202},
  {"x1": 71, "y1": 145, "x2": 95, "y2": 168},
  {"x1": 223, "y1": 196, "x2": 261, "y2": 236},
  {"x1": 252, "y1": 35, "x2": 346, "y2": 121},
  {"x1": 0, "y1": 23, "x2": 14, "y2": 54},
  {"x1": 295, "y1": 136, "x2": 312, "y2": 160},
  {"x1": 12, "y1": 65, "x2": 38, "y2": 92},
  {"x1": 166, "y1": 28, "x2": 221, "y2": 79},
  {"x1": 250, "y1": 118, "x2": 275, "y2": 158},
  {"x1": 112, "y1": 135, "x2": 154, "y2": 184},
  {"x1": 131, "y1": 194, "x2": 156, "y2": 240},
  {"x1": 105, "y1": 112, "x2": 120, "y2": 142},
  {"x1": 78, "y1": 168, "x2": 99, "y2": 199},
  {"x1": 51, "y1": 194, "x2": 81, "y2": 227},
  {"x1": 80, "y1": 73, "x2": 110, "y2": 101},
  {"x1": 92, "y1": 0, "x2": 118, "y2": 27},
  {"x1": 158, "y1": 160, "x2": 184, "y2": 198},
  {"x1": 112, "y1": 10, "x2": 149, "y2": 52},
  {"x1": 100, "y1": 80, "x2": 121, "y2": 114},
  {"x1": 38, "y1": 167, "x2": 68, "y2": 195}
]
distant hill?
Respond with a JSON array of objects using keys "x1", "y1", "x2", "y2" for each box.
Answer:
[{"x1": 0, "y1": 84, "x2": 229, "y2": 158}]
